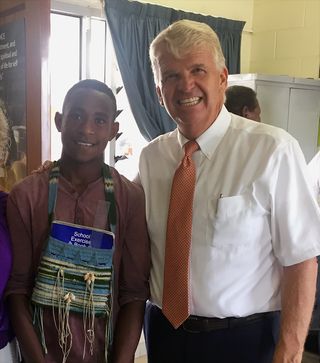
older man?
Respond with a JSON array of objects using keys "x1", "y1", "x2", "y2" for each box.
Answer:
[{"x1": 138, "y1": 19, "x2": 320, "y2": 363}]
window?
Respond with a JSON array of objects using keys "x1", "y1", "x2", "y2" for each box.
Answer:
[
  {"x1": 49, "y1": 4, "x2": 147, "y2": 179},
  {"x1": 50, "y1": 13, "x2": 81, "y2": 161}
]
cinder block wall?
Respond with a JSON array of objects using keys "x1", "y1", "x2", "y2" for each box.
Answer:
[{"x1": 251, "y1": 0, "x2": 320, "y2": 78}]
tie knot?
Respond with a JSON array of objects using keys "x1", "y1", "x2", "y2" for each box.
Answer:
[{"x1": 184, "y1": 140, "x2": 199, "y2": 157}]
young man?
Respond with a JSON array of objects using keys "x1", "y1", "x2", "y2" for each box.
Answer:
[
  {"x1": 6, "y1": 79, "x2": 150, "y2": 363},
  {"x1": 138, "y1": 20, "x2": 320, "y2": 363}
]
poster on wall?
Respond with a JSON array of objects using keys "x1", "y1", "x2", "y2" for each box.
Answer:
[{"x1": 0, "y1": 18, "x2": 26, "y2": 192}]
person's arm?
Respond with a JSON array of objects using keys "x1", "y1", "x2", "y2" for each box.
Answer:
[
  {"x1": 110, "y1": 175, "x2": 150, "y2": 363},
  {"x1": 111, "y1": 300, "x2": 145, "y2": 363},
  {"x1": 8, "y1": 294, "x2": 45, "y2": 363},
  {"x1": 5, "y1": 184, "x2": 48, "y2": 363},
  {"x1": 272, "y1": 257, "x2": 317, "y2": 363}
]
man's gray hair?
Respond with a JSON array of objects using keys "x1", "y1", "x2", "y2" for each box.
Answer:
[{"x1": 149, "y1": 19, "x2": 226, "y2": 84}]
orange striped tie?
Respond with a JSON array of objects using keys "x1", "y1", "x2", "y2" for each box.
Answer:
[{"x1": 162, "y1": 140, "x2": 199, "y2": 329}]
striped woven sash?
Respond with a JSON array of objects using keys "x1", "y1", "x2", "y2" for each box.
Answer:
[{"x1": 31, "y1": 161, "x2": 116, "y2": 363}]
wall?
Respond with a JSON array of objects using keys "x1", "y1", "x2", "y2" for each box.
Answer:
[
  {"x1": 251, "y1": 0, "x2": 320, "y2": 78},
  {"x1": 139, "y1": 0, "x2": 320, "y2": 79}
]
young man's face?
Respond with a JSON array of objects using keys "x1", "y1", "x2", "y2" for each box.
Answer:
[
  {"x1": 55, "y1": 88, "x2": 119, "y2": 164},
  {"x1": 155, "y1": 45, "x2": 228, "y2": 140}
]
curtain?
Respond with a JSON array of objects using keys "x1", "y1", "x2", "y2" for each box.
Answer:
[{"x1": 105, "y1": 0, "x2": 245, "y2": 141}]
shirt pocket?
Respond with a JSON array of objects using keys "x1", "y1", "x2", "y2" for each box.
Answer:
[{"x1": 208, "y1": 192, "x2": 268, "y2": 251}]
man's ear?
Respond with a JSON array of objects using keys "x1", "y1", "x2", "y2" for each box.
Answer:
[
  {"x1": 242, "y1": 106, "x2": 249, "y2": 118},
  {"x1": 219, "y1": 67, "x2": 228, "y2": 87},
  {"x1": 156, "y1": 86, "x2": 164, "y2": 106},
  {"x1": 55, "y1": 112, "x2": 63, "y2": 132}
]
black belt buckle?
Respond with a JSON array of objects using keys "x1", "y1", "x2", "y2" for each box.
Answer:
[
  {"x1": 182, "y1": 316, "x2": 207, "y2": 333},
  {"x1": 182, "y1": 316, "x2": 228, "y2": 333}
]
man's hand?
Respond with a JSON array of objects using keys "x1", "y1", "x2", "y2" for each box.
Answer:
[
  {"x1": 31, "y1": 160, "x2": 53, "y2": 174},
  {"x1": 272, "y1": 258, "x2": 317, "y2": 363},
  {"x1": 272, "y1": 343, "x2": 303, "y2": 363}
]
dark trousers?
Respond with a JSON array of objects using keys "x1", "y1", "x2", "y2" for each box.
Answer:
[{"x1": 144, "y1": 303, "x2": 280, "y2": 363}]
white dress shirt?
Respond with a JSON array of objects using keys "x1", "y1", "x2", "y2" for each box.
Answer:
[
  {"x1": 308, "y1": 150, "x2": 320, "y2": 205},
  {"x1": 139, "y1": 106, "x2": 320, "y2": 318}
]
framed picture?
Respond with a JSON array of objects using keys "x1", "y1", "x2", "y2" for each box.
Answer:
[
  {"x1": 0, "y1": 18, "x2": 26, "y2": 191},
  {"x1": 0, "y1": 1, "x2": 50, "y2": 191}
]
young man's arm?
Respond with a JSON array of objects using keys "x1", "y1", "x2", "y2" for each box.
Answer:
[
  {"x1": 272, "y1": 257, "x2": 317, "y2": 363},
  {"x1": 111, "y1": 300, "x2": 146, "y2": 363},
  {"x1": 8, "y1": 294, "x2": 45, "y2": 363}
]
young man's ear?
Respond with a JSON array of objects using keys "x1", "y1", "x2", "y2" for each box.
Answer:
[
  {"x1": 55, "y1": 112, "x2": 63, "y2": 132},
  {"x1": 109, "y1": 121, "x2": 119, "y2": 141}
]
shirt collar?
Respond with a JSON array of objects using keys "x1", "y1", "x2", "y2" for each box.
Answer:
[{"x1": 177, "y1": 105, "x2": 231, "y2": 159}]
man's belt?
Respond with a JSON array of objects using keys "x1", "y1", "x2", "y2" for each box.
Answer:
[{"x1": 182, "y1": 311, "x2": 279, "y2": 333}]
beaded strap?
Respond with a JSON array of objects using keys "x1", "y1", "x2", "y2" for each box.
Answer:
[
  {"x1": 102, "y1": 163, "x2": 116, "y2": 234},
  {"x1": 48, "y1": 160, "x2": 117, "y2": 231}
]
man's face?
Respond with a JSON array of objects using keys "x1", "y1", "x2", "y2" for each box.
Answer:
[
  {"x1": 156, "y1": 45, "x2": 228, "y2": 139},
  {"x1": 55, "y1": 88, "x2": 118, "y2": 164}
]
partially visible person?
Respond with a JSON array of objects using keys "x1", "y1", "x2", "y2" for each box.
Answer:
[
  {"x1": 0, "y1": 104, "x2": 18, "y2": 362},
  {"x1": 308, "y1": 150, "x2": 320, "y2": 205},
  {"x1": 10, "y1": 126, "x2": 26, "y2": 186},
  {"x1": 139, "y1": 19, "x2": 320, "y2": 363},
  {"x1": 0, "y1": 99, "x2": 12, "y2": 192},
  {"x1": 225, "y1": 84, "x2": 261, "y2": 121},
  {"x1": 6, "y1": 79, "x2": 150, "y2": 363},
  {"x1": 0, "y1": 100, "x2": 26, "y2": 192},
  {"x1": 304, "y1": 148, "x2": 320, "y2": 362}
]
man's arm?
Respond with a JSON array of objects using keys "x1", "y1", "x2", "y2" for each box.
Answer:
[
  {"x1": 8, "y1": 294, "x2": 45, "y2": 363},
  {"x1": 110, "y1": 176, "x2": 150, "y2": 363},
  {"x1": 272, "y1": 257, "x2": 318, "y2": 363},
  {"x1": 111, "y1": 300, "x2": 145, "y2": 363}
]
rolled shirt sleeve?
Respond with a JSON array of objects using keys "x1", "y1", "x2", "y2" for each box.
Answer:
[{"x1": 270, "y1": 139, "x2": 320, "y2": 266}]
